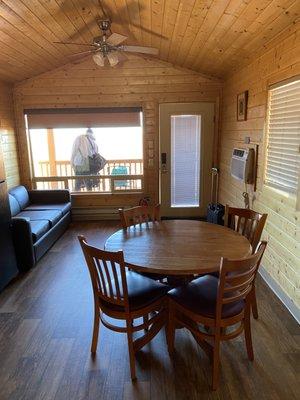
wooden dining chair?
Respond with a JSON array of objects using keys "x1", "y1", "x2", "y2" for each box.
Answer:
[
  {"x1": 167, "y1": 241, "x2": 267, "y2": 390},
  {"x1": 119, "y1": 204, "x2": 164, "y2": 282},
  {"x1": 78, "y1": 235, "x2": 169, "y2": 380},
  {"x1": 119, "y1": 204, "x2": 161, "y2": 229},
  {"x1": 224, "y1": 205, "x2": 267, "y2": 318},
  {"x1": 224, "y1": 205, "x2": 267, "y2": 253}
]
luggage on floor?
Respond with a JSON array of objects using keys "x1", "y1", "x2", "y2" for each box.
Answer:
[{"x1": 207, "y1": 167, "x2": 224, "y2": 225}]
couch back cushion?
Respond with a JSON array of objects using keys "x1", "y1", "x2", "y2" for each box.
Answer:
[
  {"x1": 9, "y1": 186, "x2": 30, "y2": 210},
  {"x1": 9, "y1": 194, "x2": 21, "y2": 216}
]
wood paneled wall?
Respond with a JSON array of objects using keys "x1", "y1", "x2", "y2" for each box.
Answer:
[
  {"x1": 14, "y1": 54, "x2": 222, "y2": 210},
  {"x1": 0, "y1": 81, "x2": 19, "y2": 188},
  {"x1": 219, "y1": 24, "x2": 300, "y2": 309}
]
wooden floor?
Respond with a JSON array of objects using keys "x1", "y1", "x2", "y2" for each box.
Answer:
[{"x1": 0, "y1": 222, "x2": 299, "y2": 400}]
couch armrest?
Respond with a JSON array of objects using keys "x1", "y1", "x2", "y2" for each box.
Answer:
[
  {"x1": 28, "y1": 189, "x2": 71, "y2": 204},
  {"x1": 11, "y1": 217, "x2": 35, "y2": 272}
]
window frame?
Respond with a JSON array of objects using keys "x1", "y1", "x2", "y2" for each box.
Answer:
[{"x1": 25, "y1": 107, "x2": 145, "y2": 195}]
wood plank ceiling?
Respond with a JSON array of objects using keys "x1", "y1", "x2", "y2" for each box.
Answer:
[{"x1": 0, "y1": 0, "x2": 299, "y2": 83}]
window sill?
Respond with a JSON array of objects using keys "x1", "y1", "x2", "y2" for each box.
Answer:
[
  {"x1": 263, "y1": 183, "x2": 296, "y2": 200},
  {"x1": 261, "y1": 184, "x2": 299, "y2": 211},
  {"x1": 71, "y1": 191, "x2": 143, "y2": 197}
]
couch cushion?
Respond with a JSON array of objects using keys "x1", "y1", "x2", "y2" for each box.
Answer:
[
  {"x1": 100, "y1": 271, "x2": 169, "y2": 312},
  {"x1": 168, "y1": 275, "x2": 245, "y2": 319},
  {"x1": 25, "y1": 203, "x2": 71, "y2": 215},
  {"x1": 9, "y1": 186, "x2": 30, "y2": 210},
  {"x1": 9, "y1": 194, "x2": 21, "y2": 217},
  {"x1": 17, "y1": 210, "x2": 62, "y2": 227},
  {"x1": 30, "y1": 220, "x2": 51, "y2": 243}
]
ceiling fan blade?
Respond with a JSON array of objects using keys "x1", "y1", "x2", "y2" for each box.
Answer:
[
  {"x1": 131, "y1": 23, "x2": 168, "y2": 40},
  {"x1": 107, "y1": 51, "x2": 119, "y2": 67},
  {"x1": 54, "y1": 41, "x2": 97, "y2": 47},
  {"x1": 122, "y1": 45, "x2": 159, "y2": 55},
  {"x1": 107, "y1": 32, "x2": 128, "y2": 46},
  {"x1": 68, "y1": 50, "x2": 94, "y2": 57}
]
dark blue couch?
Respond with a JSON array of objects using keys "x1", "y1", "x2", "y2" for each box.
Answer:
[{"x1": 9, "y1": 186, "x2": 71, "y2": 272}]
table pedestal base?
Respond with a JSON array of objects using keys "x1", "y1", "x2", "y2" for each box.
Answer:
[{"x1": 167, "y1": 275, "x2": 194, "y2": 287}]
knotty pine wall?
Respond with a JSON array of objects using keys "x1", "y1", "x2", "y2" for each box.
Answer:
[
  {"x1": 13, "y1": 54, "x2": 222, "y2": 214},
  {"x1": 219, "y1": 24, "x2": 300, "y2": 310},
  {"x1": 0, "y1": 81, "x2": 19, "y2": 188}
]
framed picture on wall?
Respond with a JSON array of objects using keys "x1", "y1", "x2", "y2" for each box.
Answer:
[{"x1": 237, "y1": 90, "x2": 248, "y2": 121}]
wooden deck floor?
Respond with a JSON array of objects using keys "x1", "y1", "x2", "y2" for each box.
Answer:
[{"x1": 0, "y1": 222, "x2": 299, "y2": 400}]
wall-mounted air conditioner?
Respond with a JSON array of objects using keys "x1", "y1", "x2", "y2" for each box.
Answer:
[{"x1": 230, "y1": 148, "x2": 254, "y2": 183}]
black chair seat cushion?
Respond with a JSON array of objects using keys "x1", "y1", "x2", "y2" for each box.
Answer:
[
  {"x1": 17, "y1": 210, "x2": 62, "y2": 227},
  {"x1": 25, "y1": 203, "x2": 71, "y2": 216},
  {"x1": 100, "y1": 271, "x2": 169, "y2": 312},
  {"x1": 30, "y1": 220, "x2": 51, "y2": 243},
  {"x1": 168, "y1": 275, "x2": 244, "y2": 319}
]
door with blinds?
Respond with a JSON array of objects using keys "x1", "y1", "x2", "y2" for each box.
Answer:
[{"x1": 159, "y1": 103, "x2": 215, "y2": 218}]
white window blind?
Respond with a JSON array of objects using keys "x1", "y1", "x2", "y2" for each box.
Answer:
[
  {"x1": 265, "y1": 79, "x2": 300, "y2": 193},
  {"x1": 171, "y1": 115, "x2": 201, "y2": 207}
]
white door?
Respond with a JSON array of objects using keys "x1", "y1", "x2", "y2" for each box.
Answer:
[{"x1": 159, "y1": 102, "x2": 215, "y2": 218}]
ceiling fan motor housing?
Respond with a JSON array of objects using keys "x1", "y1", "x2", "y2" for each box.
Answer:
[{"x1": 98, "y1": 19, "x2": 111, "y2": 32}]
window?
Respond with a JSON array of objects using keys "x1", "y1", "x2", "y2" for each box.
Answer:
[
  {"x1": 265, "y1": 79, "x2": 300, "y2": 194},
  {"x1": 25, "y1": 108, "x2": 143, "y2": 193},
  {"x1": 171, "y1": 115, "x2": 201, "y2": 207}
]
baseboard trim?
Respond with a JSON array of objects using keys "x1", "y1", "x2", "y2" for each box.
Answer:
[
  {"x1": 71, "y1": 207, "x2": 120, "y2": 221},
  {"x1": 72, "y1": 214, "x2": 119, "y2": 221},
  {"x1": 259, "y1": 266, "x2": 300, "y2": 324}
]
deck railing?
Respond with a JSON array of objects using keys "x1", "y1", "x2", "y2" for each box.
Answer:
[{"x1": 33, "y1": 159, "x2": 143, "y2": 192}]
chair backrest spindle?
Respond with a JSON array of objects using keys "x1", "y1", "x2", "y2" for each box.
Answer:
[
  {"x1": 119, "y1": 204, "x2": 161, "y2": 229},
  {"x1": 78, "y1": 236, "x2": 129, "y2": 308},
  {"x1": 216, "y1": 241, "x2": 267, "y2": 320},
  {"x1": 225, "y1": 205, "x2": 267, "y2": 252}
]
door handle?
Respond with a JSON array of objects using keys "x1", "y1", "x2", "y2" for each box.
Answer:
[{"x1": 161, "y1": 153, "x2": 167, "y2": 173}]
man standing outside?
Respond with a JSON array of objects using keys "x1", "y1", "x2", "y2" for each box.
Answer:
[{"x1": 71, "y1": 128, "x2": 99, "y2": 191}]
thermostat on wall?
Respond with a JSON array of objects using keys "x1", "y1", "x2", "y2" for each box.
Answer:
[{"x1": 231, "y1": 148, "x2": 254, "y2": 183}]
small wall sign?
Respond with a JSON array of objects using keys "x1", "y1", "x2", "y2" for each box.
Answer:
[{"x1": 237, "y1": 90, "x2": 248, "y2": 121}]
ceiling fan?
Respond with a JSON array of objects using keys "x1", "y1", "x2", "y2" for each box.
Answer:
[{"x1": 54, "y1": 19, "x2": 159, "y2": 67}]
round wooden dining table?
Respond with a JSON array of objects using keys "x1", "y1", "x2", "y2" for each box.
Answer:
[{"x1": 105, "y1": 220, "x2": 252, "y2": 277}]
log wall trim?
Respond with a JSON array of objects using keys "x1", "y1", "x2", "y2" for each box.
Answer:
[
  {"x1": 13, "y1": 54, "x2": 222, "y2": 208},
  {"x1": 0, "y1": 81, "x2": 20, "y2": 188},
  {"x1": 218, "y1": 24, "x2": 300, "y2": 310}
]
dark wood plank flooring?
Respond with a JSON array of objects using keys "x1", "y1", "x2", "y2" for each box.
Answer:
[{"x1": 0, "y1": 222, "x2": 299, "y2": 400}]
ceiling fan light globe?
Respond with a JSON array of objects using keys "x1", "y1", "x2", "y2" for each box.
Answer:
[
  {"x1": 93, "y1": 52, "x2": 105, "y2": 67},
  {"x1": 107, "y1": 52, "x2": 119, "y2": 66}
]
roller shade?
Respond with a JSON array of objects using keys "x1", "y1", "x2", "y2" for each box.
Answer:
[
  {"x1": 25, "y1": 107, "x2": 142, "y2": 129},
  {"x1": 265, "y1": 79, "x2": 300, "y2": 194}
]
